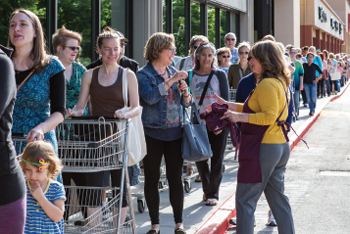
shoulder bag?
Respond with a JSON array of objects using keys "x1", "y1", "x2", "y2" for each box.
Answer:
[
  {"x1": 121, "y1": 69, "x2": 147, "y2": 166},
  {"x1": 181, "y1": 102, "x2": 213, "y2": 162}
]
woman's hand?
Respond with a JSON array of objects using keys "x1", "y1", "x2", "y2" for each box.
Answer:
[
  {"x1": 170, "y1": 71, "x2": 188, "y2": 83},
  {"x1": 65, "y1": 108, "x2": 74, "y2": 118},
  {"x1": 178, "y1": 80, "x2": 189, "y2": 94},
  {"x1": 27, "y1": 127, "x2": 44, "y2": 142},
  {"x1": 221, "y1": 111, "x2": 240, "y2": 122},
  {"x1": 114, "y1": 108, "x2": 128, "y2": 119},
  {"x1": 213, "y1": 93, "x2": 227, "y2": 105},
  {"x1": 299, "y1": 84, "x2": 303, "y2": 91}
]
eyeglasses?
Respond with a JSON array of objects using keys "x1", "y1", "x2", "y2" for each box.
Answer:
[
  {"x1": 121, "y1": 42, "x2": 127, "y2": 47},
  {"x1": 247, "y1": 56, "x2": 253, "y2": 62},
  {"x1": 169, "y1": 47, "x2": 176, "y2": 53},
  {"x1": 239, "y1": 51, "x2": 249, "y2": 55},
  {"x1": 193, "y1": 46, "x2": 198, "y2": 50},
  {"x1": 221, "y1": 55, "x2": 230, "y2": 58},
  {"x1": 226, "y1": 38, "x2": 236, "y2": 41},
  {"x1": 290, "y1": 52, "x2": 297, "y2": 54},
  {"x1": 64, "y1": 46, "x2": 80, "y2": 52}
]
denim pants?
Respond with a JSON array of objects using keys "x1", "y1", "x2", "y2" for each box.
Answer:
[
  {"x1": 304, "y1": 83, "x2": 317, "y2": 112},
  {"x1": 293, "y1": 90, "x2": 300, "y2": 116}
]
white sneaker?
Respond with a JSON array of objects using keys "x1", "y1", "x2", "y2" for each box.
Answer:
[{"x1": 267, "y1": 210, "x2": 277, "y2": 226}]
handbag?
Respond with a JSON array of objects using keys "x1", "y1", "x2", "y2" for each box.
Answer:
[
  {"x1": 181, "y1": 102, "x2": 213, "y2": 162},
  {"x1": 121, "y1": 68, "x2": 147, "y2": 166}
]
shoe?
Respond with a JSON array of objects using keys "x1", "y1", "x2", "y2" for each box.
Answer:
[
  {"x1": 206, "y1": 198, "x2": 218, "y2": 206},
  {"x1": 185, "y1": 167, "x2": 195, "y2": 176},
  {"x1": 174, "y1": 227, "x2": 186, "y2": 234},
  {"x1": 195, "y1": 175, "x2": 201, "y2": 182},
  {"x1": 146, "y1": 230, "x2": 160, "y2": 234},
  {"x1": 303, "y1": 103, "x2": 307, "y2": 107},
  {"x1": 309, "y1": 111, "x2": 314, "y2": 116},
  {"x1": 229, "y1": 218, "x2": 236, "y2": 225},
  {"x1": 266, "y1": 210, "x2": 278, "y2": 226}
]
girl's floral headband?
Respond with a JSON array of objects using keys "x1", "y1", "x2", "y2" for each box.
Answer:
[{"x1": 22, "y1": 158, "x2": 51, "y2": 172}]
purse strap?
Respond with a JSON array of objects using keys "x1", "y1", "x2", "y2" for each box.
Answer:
[
  {"x1": 121, "y1": 68, "x2": 127, "y2": 108},
  {"x1": 17, "y1": 69, "x2": 34, "y2": 92},
  {"x1": 183, "y1": 102, "x2": 202, "y2": 125},
  {"x1": 198, "y1": 70, "x2": 215, "y2": 107}
]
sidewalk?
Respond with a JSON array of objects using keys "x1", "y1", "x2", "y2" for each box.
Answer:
[{"x1": 131, "y1": 82, "x2": 350, "y2": 234}]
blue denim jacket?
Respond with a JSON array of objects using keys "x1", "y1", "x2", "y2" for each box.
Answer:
[{"x1": 137, "y1": 61, "x2": 191, "y2": 129}]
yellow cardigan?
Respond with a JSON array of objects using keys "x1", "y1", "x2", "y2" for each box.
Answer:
[{"x1": 236, "y1": 78, "x2": 290, "y2": 144}]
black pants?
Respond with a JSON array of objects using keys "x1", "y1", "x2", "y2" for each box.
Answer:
[
  {"x1": 196, "y1": 128, "x2": 229, "y2": 200},
  {"x1": 317, "y1": 79, "x2": 325, "y2": 97},
  {"x1": 143, "y1": 135, "x2": 184, "y2": 225},
  {"x1": 301, "y1": 89, "x2": 307, "y2": 104}
]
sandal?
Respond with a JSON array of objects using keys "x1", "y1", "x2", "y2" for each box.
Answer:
[
  {"x1": 206, "y1": 198, "x2": 218, "y2": 206},
  {"x1": 194, "y1": 175, "x2": 201, "y2": 182},
  {"x1": 174, "y1": 227, "x2": 186, "y2": 234},
  {"x1": 146, "y1": 230, "x2": 160, "y2": 234},
  {"x1": 203, "y1": 194, "x2": 207, "y2": 202},
  {"x1": 185, "y1": 167, "x2": 195, "y2": 176}
]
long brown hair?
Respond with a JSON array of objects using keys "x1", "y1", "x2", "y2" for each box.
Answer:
[
  {"x1": 8, "y1": 9, "x2": 50, "y2": 74},
  {"x1": 250, "y1": 40, "x2": 291, "y2": 87}
]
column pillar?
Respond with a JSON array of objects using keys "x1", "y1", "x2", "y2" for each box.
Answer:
[
  {"x1": 315, "y1": 29, "x2": 320, "y2": 49},
  {"x1": 321, "y1": 32, "x2": 326, "y2": 50},
  {"x1": 300, "y1": 25, "x2": 313, "y2": 47},
  {"x1": 327, "y1": 34, "x2": 330, "y2": 51}
]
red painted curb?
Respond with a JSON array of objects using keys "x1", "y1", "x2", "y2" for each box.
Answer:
[{"x1": 195, "y1": 81, "x2": 350, "y2": 234}]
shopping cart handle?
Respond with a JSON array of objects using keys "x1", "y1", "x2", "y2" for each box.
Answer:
[
  {"x1": 71, "y1": 116, "x2": 117, "y2": 120},
  {"x1": 12, "y1": 133, "x2": 26, "y2": 137}
]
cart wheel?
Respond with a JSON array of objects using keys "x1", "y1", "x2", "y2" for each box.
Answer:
[
  {"x1": 222, "y1": 165, "x2": 226, "y2": 173},
  {"x1": 138, "y1": 200, "x2": 145, "y2": 213},
  {"x1": 184, "y1": 181, "x2": 191, "y2": 193}
]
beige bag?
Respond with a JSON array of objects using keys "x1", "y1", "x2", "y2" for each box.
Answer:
[{"x1": 121, "y1": 69, "x2": 147, "y2": 166}]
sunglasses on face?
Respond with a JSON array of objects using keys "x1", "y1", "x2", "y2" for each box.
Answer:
[
  {"x1": 226, "y1": 38, "x2": 236, "y2": 41},
  {"x1": 239, "y1": 51, "x2": 249, "y2": 55},
  {"x1": 247, "y1": 56, "x2": 253, "y2": 62},
  {"x1": 221, "y1": 55, "x2": 230, "y2": 58},
  {"x1": 290, "y1": 51, "x2": 297, "y2": 54},
  {"x1": 64, "y1": 46, "x2": 80, "y2": 52}
]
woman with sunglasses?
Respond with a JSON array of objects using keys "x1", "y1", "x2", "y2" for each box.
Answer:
[
  {"x1": 217, "y1": 47, "x2": 232, "y2": 75},
  {"x1": 188, "y1": 42, "x2": 229, "y2": 206},
  {"x1": 137, "y1": 32, "x2": 191, "y2": 234},
  {"x1": 52, "y1": 26, "x2": 89, "y2": 117},
  {"x1": 175, "y1": 35, "x2": 209, "y2": 71},
  {"x1": 8, "y1": 9, "x2": 65, "y2": 182},
  {"x1": 211, "y1": 40, "x2": 295, "y2": 234},
  {"x1": 227, "y1": 42, "x2": 252, "y2": 89}
]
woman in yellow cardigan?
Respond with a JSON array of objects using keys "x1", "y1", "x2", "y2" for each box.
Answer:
[{"x1": 212, "y1": 40, "x2": 295, "y2": 234}]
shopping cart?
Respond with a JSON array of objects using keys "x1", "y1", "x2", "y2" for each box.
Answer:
[
  {"x1": 226, "y1": 88, "x2": 237, "y2": 151},
  {"x1": 56, "y1": 117, "x2": 136, "y2": 234}
]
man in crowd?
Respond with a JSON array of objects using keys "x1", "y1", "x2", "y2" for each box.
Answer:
[{"x1": 218, "y1": 32, "x2": 239, "y2": 64}]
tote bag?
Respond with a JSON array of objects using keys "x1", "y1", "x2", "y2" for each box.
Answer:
[
  {"x1": 121, "y1": 69, "x2": 147, "y2": 166},
  {"x1": 181, "y1": 102, "x2": 213, "y2": 162}
]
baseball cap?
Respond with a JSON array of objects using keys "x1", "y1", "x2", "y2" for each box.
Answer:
[
  {"x1": 115, "y1": 31, "x2": 128, "y2": 42},
  {"x1": 316, "y1": 49, "x2": 321, "y2": 52}
]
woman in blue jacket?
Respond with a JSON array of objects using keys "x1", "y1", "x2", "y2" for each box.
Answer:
[{"x1": 137, "y1": 32, "x2": 191, "y2": 234}]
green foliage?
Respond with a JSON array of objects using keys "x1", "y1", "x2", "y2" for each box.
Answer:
[
  {"x1": 207, "y1": 7, "x2": 215, "y2": 45},
  {"x1": 173, "y1": 0, "x2": 185, "y2": 57},
  {"x1": 190, "y1": 2, "x2": 200, "y2": 37}
]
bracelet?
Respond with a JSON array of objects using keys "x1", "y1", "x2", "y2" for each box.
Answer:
[{"x1": 183, "y1": 93, "x2": 190, "y2": 98}]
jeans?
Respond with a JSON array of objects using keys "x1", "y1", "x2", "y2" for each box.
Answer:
[
  {"x1": 304, "y1": 83, "x2": 317, "y2": 112},
  {"x1": 293, "y1": 90, "x2": 300, "y2": 116},
  {"x1": 326, "y1": 76, "x2": 331, "y2": 95}
]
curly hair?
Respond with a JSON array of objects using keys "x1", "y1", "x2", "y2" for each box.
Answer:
[
  {"x1": 144, "y1": 32, "x2": 175, "y2": 62},
  {"x1": 52, "y1": 26, "x2": 82, "y2": 54},
  {"x1": 250, "y1": 40, "x2": 291, "y2": 87},
  {"x1": 20, "y1": 141, "x2": 63, "y2": 179}
]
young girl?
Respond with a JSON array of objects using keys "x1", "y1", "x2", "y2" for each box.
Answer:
[{"x1": 20, "y1": 141, "x2": 66, "y2": 233}]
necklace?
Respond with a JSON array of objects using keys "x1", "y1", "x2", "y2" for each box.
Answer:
[{"x1": 160, "y1": 71, "x2": 166, "y2": 77}]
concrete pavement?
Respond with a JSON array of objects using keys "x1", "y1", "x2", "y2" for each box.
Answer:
[{"x1": 130, "y1": 82, "x2": 349, "y2": 234}]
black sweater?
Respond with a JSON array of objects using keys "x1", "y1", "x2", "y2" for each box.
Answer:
[
  {"x1": 0, "y1": 45, "x2": 26, "y2": 206},
  {"x1": 303, "y1": 63, "x2": 323, "y2": 84}
]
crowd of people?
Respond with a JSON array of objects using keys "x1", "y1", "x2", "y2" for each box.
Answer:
[{"x1": 0, "y1": 7, "x2": 349, "y2": 234}]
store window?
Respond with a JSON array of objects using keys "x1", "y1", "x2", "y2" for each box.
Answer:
[
  {"x1": 220, "y1": 10, "x2": 227, "y2": 47},
  {"x1": 58, "y1": 0, "x2": 92, "y2": 66},
  {"x1": 191, "y1": 2, "x2": 200, "y2": 37},
  {"x1": 208, "y1": 6, "x2": 215, "y2": 45},
  {"x1": 173, "y1": 0, "x2": 186, "y2": 57}
]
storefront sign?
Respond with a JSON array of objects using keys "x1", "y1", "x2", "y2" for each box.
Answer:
[{"x1": 318, "y1": 6, "x2": 327, "y2": 23}]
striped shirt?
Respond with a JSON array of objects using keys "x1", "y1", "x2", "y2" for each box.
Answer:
[{"x1": 25, "y1": 179, "x2": 66, "y2": 233}]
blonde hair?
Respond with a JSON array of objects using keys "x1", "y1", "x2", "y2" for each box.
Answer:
[
  {"x1": 250, "y1": 40, "x2": 291, "y2": 87},
  {"x1": 217, "y1": 47, "x2": 231, "y2": 66},
  {"x1": 144, "y1": 32, "x2": 175, "y2": 62},
  {"x1": 237, "y1": 41, "x2": 251, "y2": 53},
  {"x1": 8, "y1": 9, "x2": 50, "y2": 74},
  {"x1": 52, "y1": 26, "x2": 82, "y2": 54},
  {"x1": 20, "y1": 141, "x2": 63, "y2": 179},
  {"x1": 262, "y1": 34, "x2": 276, "y2": 42}
]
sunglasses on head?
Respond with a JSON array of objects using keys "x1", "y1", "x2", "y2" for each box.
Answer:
[
  {"x1": 63, "y1": 46, "x2": 80, "y2": 51},
  {"x1": 64, "y1": 46, "x2": 80, "y2": 52},
  {"x1": 226, "y1": 38, "x2": 236, "y2": 41},
  {"x1": 239, "y1": 51, "x2": 249, "y2": 55}
]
